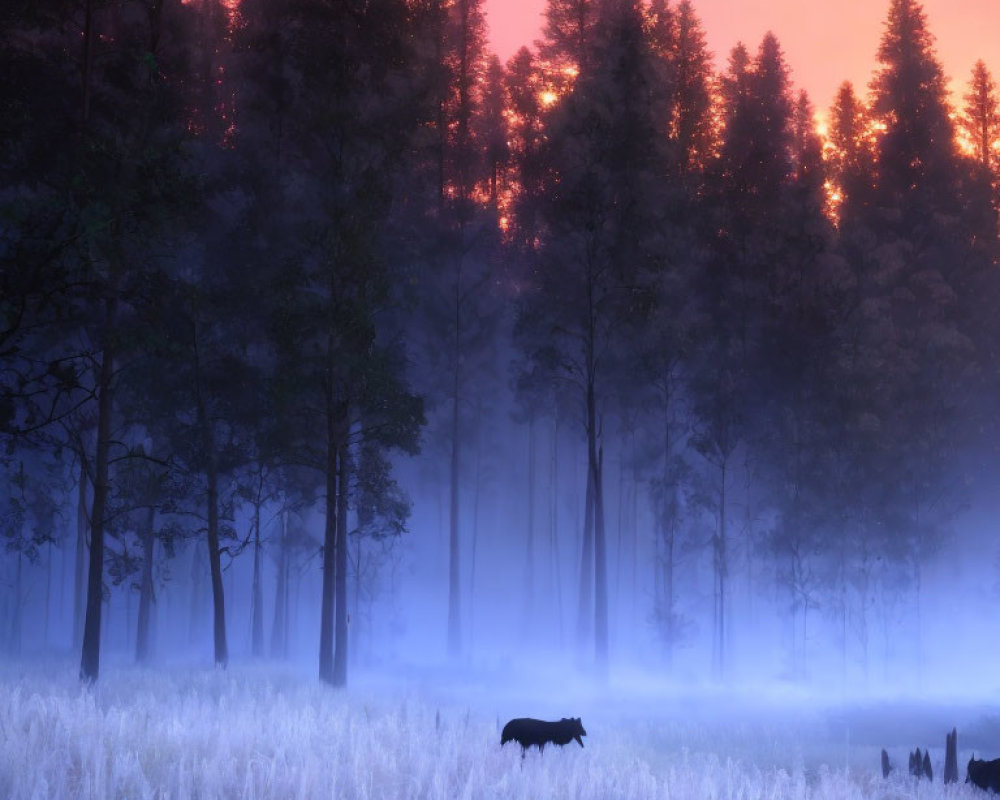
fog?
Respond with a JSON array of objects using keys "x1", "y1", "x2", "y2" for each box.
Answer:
[{"x1": 3, "y1": 406, "x2": 1000, "y2": 703}]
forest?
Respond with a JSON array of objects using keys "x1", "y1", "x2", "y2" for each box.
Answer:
[{"x1": 2, "y1": 0, "x2": 1000, "y2": 696}]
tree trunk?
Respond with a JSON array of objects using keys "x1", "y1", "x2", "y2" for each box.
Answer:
[
  {"x1": 351, "y1": 529, "x2": 363, "y2": 658},
  {"x1": 661, "y1": 400, "x2": 676, "y2": 669},
  {"x1": 205, "y1": 449, "x2": 228, "y2": 667},
  {"x1": 584, "y1": 352, "x2": 609, "y2": 673},
  {"x1": 74, "y1": 463, "x2": 88, "y2": 650},
  {"x1": 787, "y1": 549, "x2": 798, "y2": 676},
  {"x1": 136, "y1": 505, "x2": 156, "y2": 663},
  {"x1": 858, "y1": 541, "x2": 871, "y2": 685},
  {"x1": 521, "y1": 418, "x2": 536, "y2": 636},
  {"x1": 576, "y1": 453, "x2": 594, "y2": 653},
  {"x1": 188, "y1": 539, "x2": 204, "y2": 645},
  {"x1": 333, "y1": 439, "x2": 350, "y2": 687},
  {"x1": 125, "y1": 567, "x2": 133, "y2": 652},
  {"x1": 593, "y1": 444, "x2": 609, "y2": 675},
  {"x1": 662, "y1": 512, "x2": 675, "y2": 668},
  {"x1": 802, "y1": 587, "x2": 809, "y2": 678},
  {"x1": 914, "y1": 557, "x2": 923, "y2": 689},
  {"x1": 838, "y1": 521, "x2": 848, "y2": 688},
  {"x1": 548, "y1": 418, "x2": 564, "y2": 644},
  {"x1": 447, "y1": 391, "x2": 462, "y2": 658},
  {"x1": 43, "y1": 541, "x2": 52, "y2": 645},
  {"x1": 713, "y1": 458, "x2": 728, "y2": 681},
  {"x1": 615, "y1": 448, "x2": 625, "y2": 610},
  {"x1": 630, "y1": 441, "x2": 639, "y2": 632},
  {"x1": 319, "y1": 408, "x2": 338, "y2": 684},
  {"x1": 944, "y1": 728, "x2": 958, "y2": 784},
  {"x1": 469, "y1": 399, "x2": 483, "y2": 651},
  {"x1": 80, "y1": 299, "x2": 115, "y2": 683},
  {"x1": 192, "y1": 315, "x2": 228, "y2": 669},
  {"x1": 101, "y1": 587, "x2": 110, "y2": 652},
  {"x1": 742, "y1": 454, "x2": 755, "y2": 633},
  {"x1": 271, "y1": 509, "x2": 288, "y2": 659},
  {"x1": 250, "y1": 496, "x2": 264, "y2": 658},
  {"x1": 10, "y1": 550, "x2": 22, "y2": 655}
]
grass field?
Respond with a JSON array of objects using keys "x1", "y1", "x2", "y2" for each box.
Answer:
[{"x1": 0, "y1": 658, "x2": 996, "y2": 799}]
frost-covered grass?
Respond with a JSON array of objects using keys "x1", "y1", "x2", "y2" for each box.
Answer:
[{"x1": 0, "y1": 658, "x2": 994, "y2": 800}]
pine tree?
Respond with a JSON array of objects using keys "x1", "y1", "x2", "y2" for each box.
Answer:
[
  {"x1": 634, "y1": 2, "x2": 709, "y2": 668},
  {"x1": 538, "y1": 0, "x2": 595, "y2": 75},
  {"x1": 791, "y1": 91, "x2": 825, "y2": 196},
  {"x1": 757, "y1": 90, "x2": 837, "y2": 679},
  {"x1": 830, "y1": 0, "x2": 980, "y2": 678},
  {"x1": 478, "y1": 55, "x2": 509, "y2": 205},
  {"x1": 232, "y1": 0, "x2": 426, "y2": 686},
  {"x1": 827, "y1": 81, "x2": 876, "y2": 226},
  {"x1": 443, "y1": 0, "x2": 490, "y2": 210},
  {"x1": 0, "y1": 0, "x2": 203, "y2": 682},
  {"x1": 963, "y1": 61, "x2": 999, "y2": 171},
  {"x1": 671, "y1": 0, "x2": 715, "y2": 176},
  {"x1": 643, "y1": 0, "x2": 675, "y2": 61},
  {"x1": 695, "y1": 32, "x2": 797, "y2": 680},
  {"x1": 642, "y1": 0, "x2": 713, "y2": 180},
  {"x1": 516, "y1": 0, "x2": 666, "y2": 675},
  {"x1": 961, "y1": 60, "x2": 999, "y2": 226},
  {"x1": 415, "y1": 0, "x2": 500, "y2": 662},
  {"x1": 505, "y1": 47, "x2": 548, "y2": 251},
  {"x1": 869, "y1": 0, "x2": 959, "y2": 222}
]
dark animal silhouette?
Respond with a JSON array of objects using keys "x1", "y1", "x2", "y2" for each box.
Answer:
[
  {"x1": 967, "y1": 757, "x2": 1000, "y2": 792},
  {"x1": 501, "y1": 717, "x2": 586, "y2": 756},
  {"x1": 881, "y1": 748, "x2": 892, "y2": 778}
]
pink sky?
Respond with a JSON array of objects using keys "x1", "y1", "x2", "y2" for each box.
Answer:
[{"x1": 483, "y1": 0, "x2": 1000, "y2": 112}]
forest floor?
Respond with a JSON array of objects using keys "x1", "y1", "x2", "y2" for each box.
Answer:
[{"x1": 0, "y1": 656, "x2": 997, "y2": 799}]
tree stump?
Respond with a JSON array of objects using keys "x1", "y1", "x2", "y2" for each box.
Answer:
[{"x1": 944, "y1": 728, "x2": 958, "y2": 784}]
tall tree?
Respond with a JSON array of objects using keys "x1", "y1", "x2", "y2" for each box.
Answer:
[
  {"x1": 961, "y1": 60, "x2": 1000, "y2": 231},
  {"x1": 644, "y1": 0, "x2": 714, "y2": 177},
  {"x1": 829, "y1": 0, "x2": 979, "y2": 678},
  {"x1": 505, "y1": 47, "x2": 548, "y2": 251},
  {"x1": 670, "y1": 1, "x2": 715, "y2": 176},
  {"x1": 538, "y1": 0, "x2": 596, "y2": 76},
  {"x1": 241, "y1": 0, "x2": 426, "y2": 687},
  {"x1": 962, "y1": 61, "x2": 999, "y2": 173},
  {"x1": 632, "y1": 0, "x2": 711, "y2": 669},
  {"x1": 869, "y1": 0, "x2": 960, "y2": 222},
  {"x1": 1, "y1": 0, "x2": 202, "y2": 682},
  {"x1": 757, "y1": 90, "x2": 837, "y2": 679},
  {"x1": 478, "y1": 55, "x2": 509, "y2": 206},
  {"x1": 0, "y1": 455, "x2": 63, "y2": 654},
  {"x1": 695, "y1": 32, "x2": 795, "y2": 680},
  {"x1": 416, "y1": 0, "x2": 504, "y2": 660},
  {"x1": 827, "y1": 81, "x2": 876, "y2": 226},
  {"x1": 517, "y1": 0, "x2": 666, "y2": 674}
]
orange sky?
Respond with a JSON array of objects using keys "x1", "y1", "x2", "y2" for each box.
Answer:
[{"x1": 483, "y1": 0, "x2": 1000, "y2": 113}]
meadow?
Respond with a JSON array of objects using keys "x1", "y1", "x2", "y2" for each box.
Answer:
[{"x1": 0, "y1": 658, "x2": 997, "y2": 800}]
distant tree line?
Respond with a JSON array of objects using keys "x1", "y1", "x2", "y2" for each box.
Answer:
[{"x1": 1, "y1": 0, "x2": 998, "y2": 685}]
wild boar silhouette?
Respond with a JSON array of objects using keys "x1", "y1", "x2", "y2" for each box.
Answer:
[
  {"x1": 501, "y1": 717, "x2": 587, "y2": 756},
  {"x1": 967, "y1": 757, "x2": 1000, "y2": 792}
]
